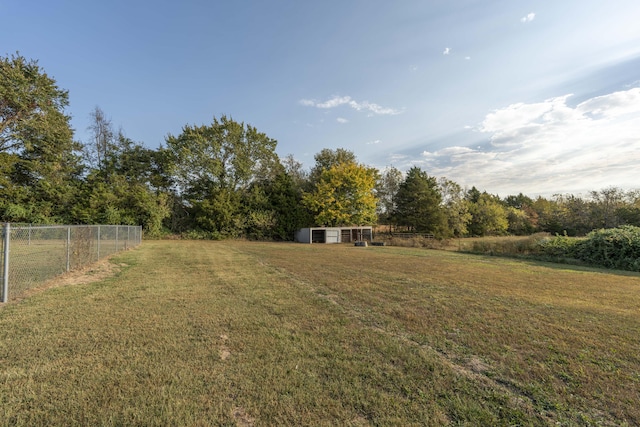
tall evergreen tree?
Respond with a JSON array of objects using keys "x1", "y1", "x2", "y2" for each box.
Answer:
[{"x1": 393, "y1": 167, "x2": 447, "y2": 235}]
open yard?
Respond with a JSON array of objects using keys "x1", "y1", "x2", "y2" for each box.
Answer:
[{"x1": 1, "y1": 240, "x2": 639, "y2": 426}]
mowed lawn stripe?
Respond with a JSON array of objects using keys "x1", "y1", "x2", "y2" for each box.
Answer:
[{"x1": 236, "y1": 241, "x2": 640, "y2": 426}]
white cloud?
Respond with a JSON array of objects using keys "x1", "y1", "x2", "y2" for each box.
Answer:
[
  {"x1": 336, "y1": 117, "x2": 349, "y2": 124},
  {"x1": 414, "y1": 88, "x2": 640, "y2": 196},
  {"x1": 299, "y1": 95, "x2": 402, "y2": 116},
  {"x1": 465, "y1": 56, "x2": 471, "y2": 60},
  {"x1": 390, "y1": 154, "x2": 409, "y2": 163},
  {"x1": 521, "y1": 12, "x2": 535, "y2": 23},
  {"x1": 577, "y1": 89, "x2": 640, "y2": 118},
  {"x1": 367, "y1": 139, "x2": 381, "y2": 145},
  {"x1": 316, "y1": 96, "x2": 352, "y2": 109},
  {"x1": 443, "y1": 47, "x2": 451, "y2": 55}
]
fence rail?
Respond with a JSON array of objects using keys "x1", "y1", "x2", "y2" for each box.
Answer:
[
  {"x1": 1, "y1": 224, "x2": 142, "y2": 303},
  {"x1": 389, "y1": 232, "x2": 435, "y2": 239}
]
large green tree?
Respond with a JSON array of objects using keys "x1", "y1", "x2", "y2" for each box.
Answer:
[
  {"x1": 503, "y1": 193, "x2": 538, "y2": 235},
  {"x1": 0, "y1": 53, "x2": 82, "y2": 223},
  {"x1": 307, "y1": 148, "x2": 357, "y2": 188},
  {"x1": 393, "y1": 167, "x2": 447, "y2": 235},
  {"x1": 438, "y1": 177, "x2": 471, "y2": 237},
  {"x1": 467, "y1": 192, "x2": 509, "y2": 236},
  {"x1": 1, "y1": 54, "x2": 72, "y2": 154},
  {"x1": 164, "y1": 115, "x2": 279, "y2": 237}
]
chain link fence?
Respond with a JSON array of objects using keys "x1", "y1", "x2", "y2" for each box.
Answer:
[{"x1": 1, "y1": 224, "x2": 142, "y2": 302}]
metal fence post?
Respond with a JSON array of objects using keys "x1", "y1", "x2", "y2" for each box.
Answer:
[
  {"x1": 2, "y1": 223, "x2": 10, "y2": 303},
  {"x1": 66, "y1": 226, "x2": 71, "y2": 272}
]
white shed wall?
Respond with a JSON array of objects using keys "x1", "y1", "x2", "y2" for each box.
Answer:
[{"x1": 326, "y1": 229, "x2": 340, "y2": 244}]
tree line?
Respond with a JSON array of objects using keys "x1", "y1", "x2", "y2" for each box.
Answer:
[{"x1": 2, "y1": 54, "x2": 639, "y2": 239}]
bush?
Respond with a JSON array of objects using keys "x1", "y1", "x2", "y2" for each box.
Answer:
[
  {"x1": 575, "y1": 226, "x2": 640, "y2": 271},
  {"x1": 537, "y1": 226, "x2": 640, "y2": 271},
  {"x1": 537, "y1": 233, "x2": 583, "y2": 260}
]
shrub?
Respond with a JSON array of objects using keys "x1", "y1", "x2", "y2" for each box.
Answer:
[
  {"x1": 537, "y1": 233, "x2": 583, "y2": 260},
  {"x1": 575, "y1": 226, "x2": 640, "y2": 271}
]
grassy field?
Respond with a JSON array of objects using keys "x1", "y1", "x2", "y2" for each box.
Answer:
[{"x1": 1, "y1": 240, "x2": 639, "y2": 426}]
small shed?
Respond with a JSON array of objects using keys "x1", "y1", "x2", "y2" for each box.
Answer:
[{"x1": 295, "y1": 227, "x2": 373, "y2": 244}]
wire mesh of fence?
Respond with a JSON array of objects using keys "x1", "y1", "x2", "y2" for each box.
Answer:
[{"x1": 1, "y1": 224, "x2": 142, "y2": 302}]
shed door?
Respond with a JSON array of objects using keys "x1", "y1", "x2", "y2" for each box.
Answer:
[
  {"x1": 326, "y1": 229, "x2": 340, "y2": 243},
  {"x1": 341, "y1": 229, "x2": 351, "y2": 243},
  {"x1": 311, "y1": 229, "x2": 326, "y2": 243}
]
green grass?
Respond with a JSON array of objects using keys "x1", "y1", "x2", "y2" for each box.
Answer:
[{"x1": 1, "y1": 241, "x2": 640, "y2": 426}]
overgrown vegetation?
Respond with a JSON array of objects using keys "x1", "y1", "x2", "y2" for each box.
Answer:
[
  {"x1": 3, "y1": 241, "x2": 639, "y2": 425},
  {"x1": 446, "y1": 226, "x2": 640, "y2": 272},
  {"x1": 568, "y1": 226, "x2": 640, "y2": 271}
]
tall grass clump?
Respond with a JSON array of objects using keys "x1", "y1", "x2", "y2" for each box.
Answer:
[
  {"x1": 382, "y1": 235, "x2": 449, "y2": 249},
  {"x1": 465, "y1": 234, "x2": 550, "y2": 256}
]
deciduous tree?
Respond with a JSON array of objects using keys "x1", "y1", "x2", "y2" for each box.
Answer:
[
  {"x1": 377, "y1": 166, "x2": 403, "y2": 225},
  {"x1": 308, "y1": 148, "x2": 357, "y2": 187},
  {"x1": 467, "y1": 193, "x2": 509, "y2": 236},
  {"x1": 438, "y1": 177, "x2": 471, "y2": 237},
  {"x1": 303, "y1": 160, "x2": 378, "y2": 227},
  {"x1": 0, "y1": 53, "x2": 71, "y2": 154},
  {"x1": 164, "y1": 115, "x2": 279, "y2": 236},
  {"x1": 0, "y1": 53, "x2": 81, "y2": 223}
]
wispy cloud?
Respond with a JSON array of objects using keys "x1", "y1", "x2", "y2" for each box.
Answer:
[
  {"x1": 443, "y1": 47, "x2": 451, "y2": 55},
  {"x1": 521, "y1": 12, "x2": 536, "y2": 23},
  {"x1": 415, "y1": 88, "x2": 640, "y2": 196},
  {"x1": 336, "y1": 117, "x2": 349, "y2": 124},
  {"x1": 299, "y1": 95, "x2": 402, "y2": 116}
]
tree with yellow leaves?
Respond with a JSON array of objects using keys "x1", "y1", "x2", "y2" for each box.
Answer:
[{"x1": 303, "y1": 156, "x2": 378, "y2": 227}]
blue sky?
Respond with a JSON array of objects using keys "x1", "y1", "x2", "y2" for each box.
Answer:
[{"x1": 3, "y1": 0, "x2": 640, "y2": 197}]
